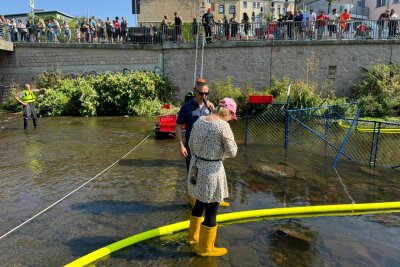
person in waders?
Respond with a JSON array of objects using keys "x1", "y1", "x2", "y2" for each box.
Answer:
[
  {"x1": 187, "y1": 98, "x2": 238, "y2": 257},
  {"x1": 176, "y1": 79, "x2": 231, "y2": 208},
  {"x1": 15, "y1": 84, "x2": 39, "y2": 130}
]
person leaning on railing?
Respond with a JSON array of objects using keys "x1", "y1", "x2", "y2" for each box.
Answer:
[
  {"x1": 339, "y1": 8, "x2": 351, "y2": 39},
  {"x1": 36, "y1": 18, "x2": 46, "y2": 43},
  {"x1": 229, "y1": 13, "x2": 238, "y2": 40},
  {"x1": 388, "y1": 9, "x2": 398, "y2": 38},
  {"x1": 316, "y1": 10, "x2": 328, "y2": 40},
  {"x1": 377, "y1": 9, "x2": 390, "y2": 39}
]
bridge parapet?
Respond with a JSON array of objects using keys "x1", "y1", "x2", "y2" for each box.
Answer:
[{"x1": 0, "y1": 40, "x2": 13, "y2": 52}]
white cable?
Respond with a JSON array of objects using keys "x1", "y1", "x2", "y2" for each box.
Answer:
[
  {"x1": 0, "y1": 133, "x2": 151, "y2": 240},
  {"x1": 333, "y1": 167, "x2": 356, "y2": 204}
]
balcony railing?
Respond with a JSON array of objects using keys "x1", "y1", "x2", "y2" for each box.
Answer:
[{"x1": 7, "y1": 19, "x2": 400, "y2": 44}]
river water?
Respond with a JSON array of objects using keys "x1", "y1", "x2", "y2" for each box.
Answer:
[{"x1": 0, "y1": 114, "x2": 399, "y2": 266}]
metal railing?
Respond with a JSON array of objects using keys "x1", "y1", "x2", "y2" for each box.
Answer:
[
  {"x1": 6, "y1": 19, "x2": 400, "y2": 44},
  {"x1": 0, "y1": 23, "x2": 12, "y2": 42}
]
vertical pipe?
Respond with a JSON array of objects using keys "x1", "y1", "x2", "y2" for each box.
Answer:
[
  {"x1": 373, "y1": 122, "x2": 382, "y2": 168},
  {"x1": 193, "y1": 22, "x2": 199, "y2": 86},
  {"x1": 368, "y1": 121, "x2": 377, "y2": 167},
  {"x1": 245, "y1": 103, "x2": 250, "y2": 146},
  {"x1": 200, "y1": 34, "x2": 205, "y2": 78},
  {"x1": 284, "y1": 109, "x2": 289, "y2": 149}
]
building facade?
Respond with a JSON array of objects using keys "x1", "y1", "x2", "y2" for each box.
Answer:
[
  {"x1": 366, "y1": 0, "x2": 400, "y2": 19},
  {"x1": 138, "y1": 0, "x2": 295, "y2": 24}
]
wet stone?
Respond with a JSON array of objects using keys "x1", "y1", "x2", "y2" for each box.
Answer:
[
  {"x1": 250, "y1": 164, "x2": 288, "y2": 180},
  {"x1": 277, "y1": 226, "x2": 313, "y2": 243},
  {"x1": 270, "y1": 164, "x2": 296, "y2": 178}
]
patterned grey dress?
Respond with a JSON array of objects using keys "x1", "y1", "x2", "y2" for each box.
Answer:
[{"x1": 187, "y1": 116, "x2": 237, "y2": 203}]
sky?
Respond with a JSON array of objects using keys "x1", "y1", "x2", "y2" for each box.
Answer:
[{"x1": 0, "y1": 0, "x2": 138, "y2": 25}]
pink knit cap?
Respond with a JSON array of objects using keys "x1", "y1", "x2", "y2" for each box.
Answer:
[{"x1": 218, "y1": 98, "x2": 237, "y2": 120}]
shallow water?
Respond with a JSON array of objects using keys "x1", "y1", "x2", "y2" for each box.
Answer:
[{"x1": 0, "y1": 114, "x2": 399, "y2": 266}]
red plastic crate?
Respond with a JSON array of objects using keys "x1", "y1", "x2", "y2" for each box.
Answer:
[
  {"x1": 159, "y1": 115, "x2": 177, "y2": 124},
  {"x1": 248, "y1": 95, "x2": 274, "y2": 104}
]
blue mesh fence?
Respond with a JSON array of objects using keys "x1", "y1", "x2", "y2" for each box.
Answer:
[{"x1": 245, "y1": 102, "x2": 400, "y2": 169}]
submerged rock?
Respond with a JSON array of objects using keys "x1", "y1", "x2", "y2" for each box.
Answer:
[
  {"x1": 277, "y1": 226, "x2": 313, "y2": 243},
  {"x1": 255, "y1": 165, "x2": 288, "y2": 179},
  {"x1": 250, "y1": 163, "x2": 296, "y2": 179}
]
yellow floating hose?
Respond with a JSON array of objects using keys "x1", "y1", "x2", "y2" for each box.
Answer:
[
  {"x1": 338, "y1": 121, "x2": 400, "y2": 133},
  {"x1": 65, "y1": 202, "x2": 400, "y2": 267}
]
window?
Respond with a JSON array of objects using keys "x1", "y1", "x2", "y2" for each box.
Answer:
[
  {"x1": 394, "y1": 0, "x2": 399, "y2": 3},
  {"x1": 243, "y1": 2, "x2": 247, "y2": 9},
  {"x1": 211, "y1": 3, "x2": 215, "y2": 12},
  {"x1": 253, "y1": 2, "x2": 256, "y2": 9},
  {"x1": 357, "y1": 0, "x2": 366, "y2": 7},
  {"x1": 328, "y1": 66, "x2": 337, "y2": 79},
  {"x1": 219, "y1": 4, "x2": 225, "y2": 14},
  {"x1": 257, "y1": 2, "x2": 260, "y2": 9},
  {"x1": 376, "y1": 0, "x2": 386, "y2": 7},
  {"x1": 229, "y1": 5, "x2": 236, "y2": 14},
  {"x1": 207, "y1": 0, "x2": 211, "y2": 4},
  {"x1": 277, "y1": 6, "x2": 281, "y2": 15}
]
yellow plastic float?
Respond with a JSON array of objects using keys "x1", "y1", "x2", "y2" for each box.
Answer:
[
  {"x1": 65, "y1": 201, "x2": 400, "y2": 267},
  {"x1": 338, "y1": 121, "x2": 400, "y2": 133}
]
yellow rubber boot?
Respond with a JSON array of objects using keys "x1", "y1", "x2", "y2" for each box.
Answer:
[
  {"x1": 219, "y1": 201, "x2": 230, "y2": 207},
  {"x1": 196, "y1": 225, "x2": 228, "y2": 257},
  {"x1": 188, "y1": 215, "x2": 203, "y2": 244},
  {"x1": 189, "y1": 196, "x2": 196, "y2": 208}
]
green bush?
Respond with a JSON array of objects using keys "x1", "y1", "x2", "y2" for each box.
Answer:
[
  {"x1": 264, "y1": 78, "x2": 323, "y2": 109},
  {"x1": 351, "y1": 64, "x2": 400, "y2": 117},
  {"x1": 132, "y1": 98, "x2": 163, "y2": 116},
  {"x1": 209, "y1": 76, "x2": 250, "y2": 112},
  {"x1": 37, "y1": 89, "x2": 70, "y2": 116},
  {"x1": 94, "y1": 71, "x2": 162, "y2": 115},
  {"x1": 1, "y1": 70, "x2": 175, "y2": 116}
]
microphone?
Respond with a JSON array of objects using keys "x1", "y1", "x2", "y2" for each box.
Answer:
[{"x1": 203, "y1": 99, "x2": 212, "y2": 113}]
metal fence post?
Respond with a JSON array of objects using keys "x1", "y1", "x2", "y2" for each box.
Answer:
[
  {"x1": 373, "y1": 122, "x2": 382, "y2": 168},
  {"x1": 368, "y1": 121, "x2": 377, "y2": 167},
  {"x1": 325, "y1": 106, "x2": 330, "y2": 140},
  {"x1": 245, "y1": 103, "x2": 250, "y2": 146},
  {"x1": 284, "y1": 109, "x2": 289, "y2": 149}
]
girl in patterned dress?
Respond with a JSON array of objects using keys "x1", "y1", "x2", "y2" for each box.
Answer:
[{"x1": 187, "y1": 98, "x2": 238, "y2": 257}]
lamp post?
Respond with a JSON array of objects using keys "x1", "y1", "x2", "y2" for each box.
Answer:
[{"x1": 86, "y1": 0, "x2": 89, "y2": 22}]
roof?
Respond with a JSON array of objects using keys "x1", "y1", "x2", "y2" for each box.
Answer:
[{"x1": 4, "y1": 10, "x2": 74, "y2": 19}]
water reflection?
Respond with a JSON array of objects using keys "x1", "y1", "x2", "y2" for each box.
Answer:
[
  {"x1": 0, "y1": 114, "x2": 399, "y2": 266},
  {"x1": 24, "y1": 138, "x2": 43, "y2": 175}
]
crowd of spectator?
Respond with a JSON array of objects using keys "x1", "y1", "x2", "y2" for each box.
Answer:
[{"x1": 0, "y1": 8, "x2": 399, "y2": 44}]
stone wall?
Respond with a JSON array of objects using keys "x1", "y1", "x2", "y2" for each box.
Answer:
[{"x1": 0, "y1": 40, "x2": 399, "y2": 100}]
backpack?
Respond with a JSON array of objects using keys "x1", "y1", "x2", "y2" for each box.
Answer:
[{"x1": 184, "y1": 91, "x2": 194, "y2": 103}]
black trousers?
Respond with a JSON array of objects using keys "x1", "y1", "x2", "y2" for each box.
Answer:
[
  {"x1": 204, "y1": 24, "x2": 212, "y2": 42},
  {"x1": 191, "y1": 200, "x2": 219, "y2": 227},
  {"x1": 23, "y1": 103, "x2": 38, "y2": 128}
]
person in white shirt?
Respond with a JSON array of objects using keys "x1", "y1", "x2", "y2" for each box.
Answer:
[
  {"x1": 307, "y1": 9, "x2": 316, "y2": 39},
  {"x1": 328, "y1": 8, "x2": 339, "y2": 38}
]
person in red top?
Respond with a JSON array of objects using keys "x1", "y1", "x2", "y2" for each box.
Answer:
[
  {"x1": 339, "y1": 9, "x2": 351, "y2": 39},
  {"x1": 114, "y1": 16, "x2": 121, "y2": 43},
  {"x1": 316, "y1": 10, "x2": 328, "y2": 39}
]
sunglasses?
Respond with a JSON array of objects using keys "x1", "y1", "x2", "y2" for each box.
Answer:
[{"x1": 195, "y1": 89, "x2": 209, "y2": 96}]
